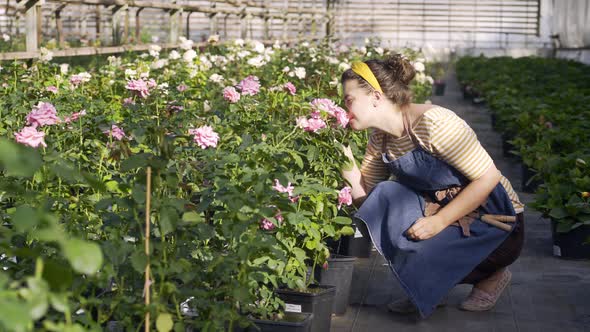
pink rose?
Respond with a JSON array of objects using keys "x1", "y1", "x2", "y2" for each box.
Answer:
[
  {"x1": 222, "y1": 86, "x2": 241, "y2": 103},
  {"x1": 338, "y1": 186, "x2": 353, "y2": 209},
  {"x1": 296, "y1": 116, "x2": 326, "y2": 133},
  {"x1": 310, "y1": 98, "x2": 338, "y2": 117},
  {"x1": 283, "y1": 82, "x2": 296, "y2": 95},
  {"x1": 177, "y1": 84, "x2": 188, "y2": 92},
  {"x1": 272, "y1": 179, "x2": 294, "y2": 196},
  {"x1": 260, "y1": 218, "x2": 275, "y2": 230},
  {"x1": 46, "y1": 86, "x2": 58, "y2": 94},
  {"x1": 14, "y1": 126, "x2": 47, "y2": 148},
  {"x1": 125, "y1": 78, "x2": 157, "y2": 98},
  {"x1": 63, "y1": 109, "x2": 87, "y2": 124},
  {"x1": 103, "y1": 124, "x2": 126, "y2": 141},
  {"x1": 26, "y1": 102, "x2": 60, "y2": 128},
  {"x1": 334, "y1": 108, "x2": 350, "y2": 128},
  {"x1": 189, "y1": 125, "x2": 219, "y2": 149},
  {"x1": 236, "y1": 75, "x2": 260, "y2": 96}
]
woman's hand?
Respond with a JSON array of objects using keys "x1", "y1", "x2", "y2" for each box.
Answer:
[{"x1": 406, "y1": 215, "x2": 446, "y2": 241}]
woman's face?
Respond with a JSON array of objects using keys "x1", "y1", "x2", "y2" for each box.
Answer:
[{"x1": 343, "y1": 79, "x2": 375, "y2": 130}]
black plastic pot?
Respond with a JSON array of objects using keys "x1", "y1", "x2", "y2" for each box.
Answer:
[
  {"x1": 246, "y1": 312, "x2": 313, "y2": 332},
  {"x1": 462, "y1": 86, "x2": 473, "y2": 100},
  {"x1": 521, "y1": 164, "x2": 542, "y2": 193},
  {"x1": 551, "y1": 220, "x2": 590, "y2": 259},
  {"x1": 339, "y1": 220, "x2": 372, "y2": 258},
  {"x1": 315, "y1": 255, "x2": 356, "y2": 315},
  {"x1": 275, "y1": 285, "x2": 335, "y2": 332},
  {"x1": 433, "y1": 82, "x2": 446, "y2": 96}
]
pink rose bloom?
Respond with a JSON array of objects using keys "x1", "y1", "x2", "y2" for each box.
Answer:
[
  {"x1": 189, "y1": 125, "x2": 219, "y2": 149},
  {"x1": 46, "y1": 86, "x2": 58, "y2": 94},
  {"x1": 272, "y1": 179, "x2": 294, "y2": 196},
  {"x1": 26, "y1": 102, "x2": 60, "y2": 128},
  {"x1": 222, "y1": 86, "x2": 241, "y2": 103},
  {"x1": 338, "y1": 186, "x2": 353, "y2": 209},
  {"x1": 305, "y1": 118, "x2": 327, "y2": 132},
  {"x1": 260, "y1": 218, "x2": 275, "y2": 230},
  {"x1": 177, "y1": 84, "x2": 188, "y2": 92},
  {"x1": 296, "y1": 116, "x2": 326, "y2": 133},
  {"x1": 14, "y1": 126, "x2": 47, "y2": 148},
  {"x1": 275, "y1": 211, "x2": 284, "y2": 223},
  {"x1": 236, "y1": 75, "x2": 260, "y2": 96},
  {"x1": 334, "y1": 108, "x2": 350, "y2": 128},
  {"x1": 123, "y1": 97, "x2": 135, "y2": 106},
  {"x1": 103, "y1": 124, "x2": 126, "y2": 141},
  {"x1": 310, "y1": 98, "x2": 338, "y2": 117},
  {"x1": 125, "y1": 78, "x2": 157, "y2": 99},
  {"x1": 283, "y1": 82, "x2": 296, "y2": 95},
  {"x1": 63, "y1": 109, "x2": 87, "y2": 124}
]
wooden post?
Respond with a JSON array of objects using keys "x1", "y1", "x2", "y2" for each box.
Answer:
[
  {"x1": 18, "y1": 0, "x2": 44, "y2": 52},
  {"x1": 239, "y1": 6, "x2": 247, "y2": 39},
  {"x1": 96, "y1": 4, "x2": 101, "y2": 42},
  {"x1": 111, "y1": 4, "x2": 127, "y2": 45},
  {"x1": 55, "y1": 3, "x2": 67, "y2": 48},
  {"x1": 282, "y1": 0, "x2": 288, "y2": 40},
  {"x1": 208, "y1": 2, "x2": 217, "y2": 36},
  {"x1": 263, "y1": 0, "x2": 270, "y2": 40},
  {"x1": 123, "y1": 6, "x2": 129, "y2": 43},
  {"x1": 185, "y1": 11, "x2": 192, "y2": 39},
  {"x1": 169, "y1": 8, "x2": 181, "y2": 44},
  {"x1": 135, "y1": 7, "x2": 143, "y2": 43},
  {"x1": 297, "y1": 0, "x2": 303, "y2": 38}
]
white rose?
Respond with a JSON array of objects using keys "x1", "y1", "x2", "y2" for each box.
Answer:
[
  {"x1": 413, "y1": 62, "x2": 425, "y2": 72},
  {"x1": 183, "y1": 49, "x2": 197, "y2": 63},
  {"x1": 294, "y1": 67, "x2": 306, "y2": 79}
]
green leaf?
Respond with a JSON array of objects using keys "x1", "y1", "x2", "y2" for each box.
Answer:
[
  {"x1": 0, "y1": 299, "x2": 31, "y2": 332},
  {"x1": 333, "y1": 216, "x2": 352, "y2": 225},
  {"x1": 156, "y1": 313, "x2": 174, "y2": 332},
  {"x1": 62, "y1": 239, "x2": 103, "y2": 275},
  {"x1": 549, "y1": 207, "x2": 568, "y2": 219},
  {"x1": 11, "y1": 205, "x2": 40, "y2": 233},
  {"x1": 0, "y1": 139, "x2": 43, "y2": 178},
  {"x1": 338, "y1": 226, "x2": 355, "y2": 236},
  {"x1": 182, "y1": 211, "x2": 202, "y2": 223},
  {"x1": 289, "y1": 151, "x2": 304, "y2": 169},
  {"x1": 159, "y1": 206, "x2": 178, "y2": 236},
  {"x1": 49, "y1": 293, "x2": 69, "y2": 313},
  {"x1": 121, "y1": 153, "x2": 150, "y2": 172},
  {"x1": 130, "y1": 250, "x2": 148, "y2": 274}
]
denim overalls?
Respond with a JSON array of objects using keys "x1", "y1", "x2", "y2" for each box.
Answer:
[{"x1": 354, "y1": 114, "x2": 516, "y2": 318}]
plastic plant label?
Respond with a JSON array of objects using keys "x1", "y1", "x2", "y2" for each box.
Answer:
[
  {"x1": 354, "y1": 228, "x2": 363, "y2": 238},
  {"x1": 552, "y1": 245, "x2": 562, "y2": 257},
  {"x1": 285, "y1": 303, "x2": 302, "y2": 313}
]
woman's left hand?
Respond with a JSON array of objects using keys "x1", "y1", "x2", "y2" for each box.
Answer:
[{"x1": 406, "y1": 215, "x2": 446, "y2": 241}]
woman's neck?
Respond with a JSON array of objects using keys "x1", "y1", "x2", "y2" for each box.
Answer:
[{"x1": 374, "y1": 103, "x2": 414, "y2": 138}]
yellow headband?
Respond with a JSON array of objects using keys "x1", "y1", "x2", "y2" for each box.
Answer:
[{"x1": 351, "y1": 61, "x2": 383, "y2": 93}]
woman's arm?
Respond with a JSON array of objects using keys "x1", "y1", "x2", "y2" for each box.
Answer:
[
  {"x1": 406, "y1": 163, "x2": 501, "y2": 241},
  {"x1": 341, "y1": 145, "x2": 368, "y2": 207}
]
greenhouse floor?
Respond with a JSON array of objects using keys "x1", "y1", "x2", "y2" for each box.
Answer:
[{"x1": 330, "y1": 73, "x2": 590, "y2": 332}]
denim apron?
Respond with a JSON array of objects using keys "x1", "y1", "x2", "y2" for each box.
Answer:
[{"x1": 355, "y1": 113, "x2": 516, "y2": 318}]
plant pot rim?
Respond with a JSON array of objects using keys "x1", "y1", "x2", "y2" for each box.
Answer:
[
  {"x1": 276, "y1": 284, "x2": 336, "y2": 297},
  {"x1": 249, "y1": 311, "x2": 313, "y2": 326}
]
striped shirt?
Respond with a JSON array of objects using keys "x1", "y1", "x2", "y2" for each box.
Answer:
[{"x1": 360, "y1": 106, "x2": 524, "y2": 213}]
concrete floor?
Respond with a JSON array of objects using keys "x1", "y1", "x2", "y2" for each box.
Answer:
[{"x1": 330, "y1": 72, "x2": 590, "y2": 332}]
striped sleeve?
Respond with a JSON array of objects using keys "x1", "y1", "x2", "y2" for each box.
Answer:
[
  {"x1": 360, "y1": 132, "x2": 389, "y2": 193},
  {"x1": 429, "y1": 115, "x2": 494, "y2": 181}
]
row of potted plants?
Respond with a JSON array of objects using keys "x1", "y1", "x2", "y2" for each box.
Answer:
[
  {"x1": 0, "y1": 37, "x2": 433, "y2": 331},
  {"x1": 456, "y1": 55, "x2": 590, "y2": 259}
]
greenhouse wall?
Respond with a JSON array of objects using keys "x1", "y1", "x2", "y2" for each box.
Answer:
[{"x1": 1, "y1": 0, "x2": 589, "y2": 63}]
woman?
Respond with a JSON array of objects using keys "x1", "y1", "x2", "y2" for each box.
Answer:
[{"x1": 340, "y1": 55, "x2": 525, "y2": 318}]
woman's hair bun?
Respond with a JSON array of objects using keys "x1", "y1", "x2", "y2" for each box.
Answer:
[{"x1": 384, "y1": 54, "x2": 415, "y2": 85}]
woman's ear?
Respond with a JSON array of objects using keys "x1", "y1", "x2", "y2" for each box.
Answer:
[{"x1": 372, "y1": 90, "x2": 382, "y2": 107}]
